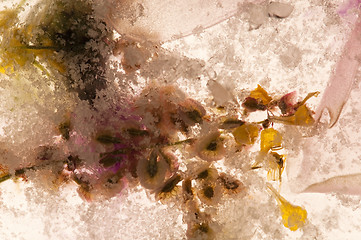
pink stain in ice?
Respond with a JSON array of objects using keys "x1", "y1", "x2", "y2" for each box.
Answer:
[
  {"x1": 338, "y1": 0, "x2": 361, "y2": 17},
  {"x1": 314, "y1": 2, "x2": 361, "y2": 127}
]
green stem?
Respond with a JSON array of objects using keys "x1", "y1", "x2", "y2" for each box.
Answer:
[
  {"x1": 167, "y1": 138, "x2": 195, "y2": 146},
  {"x1": 20, "y1": 45, "x2": 60, "y2": 50}
]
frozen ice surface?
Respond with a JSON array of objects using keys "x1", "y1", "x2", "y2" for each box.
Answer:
[{"x1": 1, "y1": 0, "x2": 361, "y2": 239}]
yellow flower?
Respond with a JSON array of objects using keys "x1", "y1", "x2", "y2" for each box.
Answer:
[
  {"x1": 267, "y1": 183, "x2": 307, "y2": 231},
  {"x1": 232, "y1": 123, "x2": 260, "y2": 145}
]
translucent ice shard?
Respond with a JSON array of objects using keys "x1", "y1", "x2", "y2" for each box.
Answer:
[{"x1": 102, "y1": 0, "x2": 264, "y2": 42}]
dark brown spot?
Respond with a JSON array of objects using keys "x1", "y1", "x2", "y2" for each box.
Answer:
[
  {"x1": 67, "y1": 155, "x2": 81, "y2": 171},
  {"x1": 206, "y1": 140, "x2": 217, "y2": 151},
  {"x1": 197, "y1": 223, "x2": 209, "y2": 233},
  {"x1": 262, "y1": 119, "x2": 270, "y2": 129},
  {"x1": 219, "y1": 119, "x2": 245, "y2": 129},
  {"x1": 242, "y1": 97, "x2": 267, "y2": 111},
  {"x1": 203, "y1": 186, "x2": 214, "y2": 199},
  {"x1": 58, "y1": 120, "x2": 71, "y2": 140},
  {"x1": 272, "y1": 152, "x2": 284, "y2": 168},
  {"x1": 99, "y1": 155, "x2": 122, "y2": 167},
  {"x1": 147, "y1": 150, "x2": 159, "y2": 178},
  {"x1": 37, "y1": 146, "x2": 55, "y2": 161},
  {"x1": 183, "y1": 178, "x2": 193, "y2": 196},
  {"x1": 278, "y1": 100, "x2": 288, "y2": 115},
  {"x1": 219, "y1": 173, "x2": 244, "y2": 193},
  {"x1": 186, "y1": 110, "x2": 203, "y2": 123},
  {"x1": 223, "y1": 179, "x2": 240, "y2": 190},
  {"x1": 106, "y1": 172, "x2": 123, "y2": 185},
  {"x1": 182, "y1": 178, "x2": 194, "y2": 202},
  {"x1": 197, "y1": 170, "x2": 209, "y2": 179},
  {"x1": 125, "y1": 128, "x2": 149, "y2": 136}
]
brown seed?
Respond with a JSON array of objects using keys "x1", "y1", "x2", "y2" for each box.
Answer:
[{"x1": 183, "y1": 178, "x2": 193, "y2": 196}]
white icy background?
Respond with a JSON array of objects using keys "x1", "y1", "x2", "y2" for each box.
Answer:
[{"x1": 1, "y1": 0, "x2": 361, "y2": 239}]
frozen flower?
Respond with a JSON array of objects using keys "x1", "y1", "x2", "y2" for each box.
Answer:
[
  {"x1": 278, "y1": 91, "x2": 297, "y2": 115},
  {"x1": 217, "y1": 173, "x2": 245, "y2": 195},
  {"x1": 134, "y1": 84, "x2": 207, "y2": 138},
  {"x1": 177, "y1": 98, "x2": 206, "y2": 130},
  {"x1": 92, "y1": 170, "x2": 127, "y2": 200},
  {"x1": 267, "y1": 183, "x2": 308, "y2": 231},
  {"x1": 270, "y1": 91, "x2": 319, "y2": 126},
  {"x1": 242, "y1": 85, "x2": 272, "y2": 112},
  {"x1": 91, "y1": 114, "x2": 152, "y2": 177},
  {"x1": 196, "y1": 182, "x2": 222, "y2": 206},
  {"x1": 195, "y1": 167, "x2": 218, "y2": 182},
  {"x1": 72, "y1": 165, "x2": 127, "y2": 201},
  {"x1": 137, "y1": 149, "x2": 168, "y2": 189},
  {"x1": 194, "y1": 131, "x2": 225, "y2": 162},
  {"x1": 134, "y1": 85, "x2": 184, "y2": 137},
  {"x1": 186, "y1": 222, "x2": 216, "y2": 240},
  {"x1": 249, "y1": 85, "x2": 272, "y2": 105},
  {"x1": 155, "y1": 173, "x2": 182, "y2": 202},
  {"x1": 232, "y1": 123, "x2": 260, "y2": 145}
]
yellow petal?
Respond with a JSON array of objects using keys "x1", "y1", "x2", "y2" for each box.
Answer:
[
  {"x1": 271, "y1": 105, "x2": 314, "y2": 126},
  {"x1": 293, "y1": 105, "x2": 314, "y2": 126},
  {"x1": 0, "y1": 165, "x2": 11, "y2": 183},
  {"x1": 232, "y1": 123, "x2": 260, "y2": 145},
  {"x1": 250, "y1": 85, "x2": 272, "y2": 105},
  {"x1": 260, "y1": 128, "x2": 282, "y2": 152},
  {"x1": 298, "y1": 91, "x2": 319, "y2": 106},
  {"x1": 0, "y1": 9, "x2": 19, "y2": 29},
  {"x1": 267, "y1": 152, "x2": 285, "y2": 181}
]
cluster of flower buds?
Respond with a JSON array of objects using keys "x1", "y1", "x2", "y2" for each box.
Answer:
[{"x1": 0, "y1": 84, "x2": 316, "y2": 234}]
